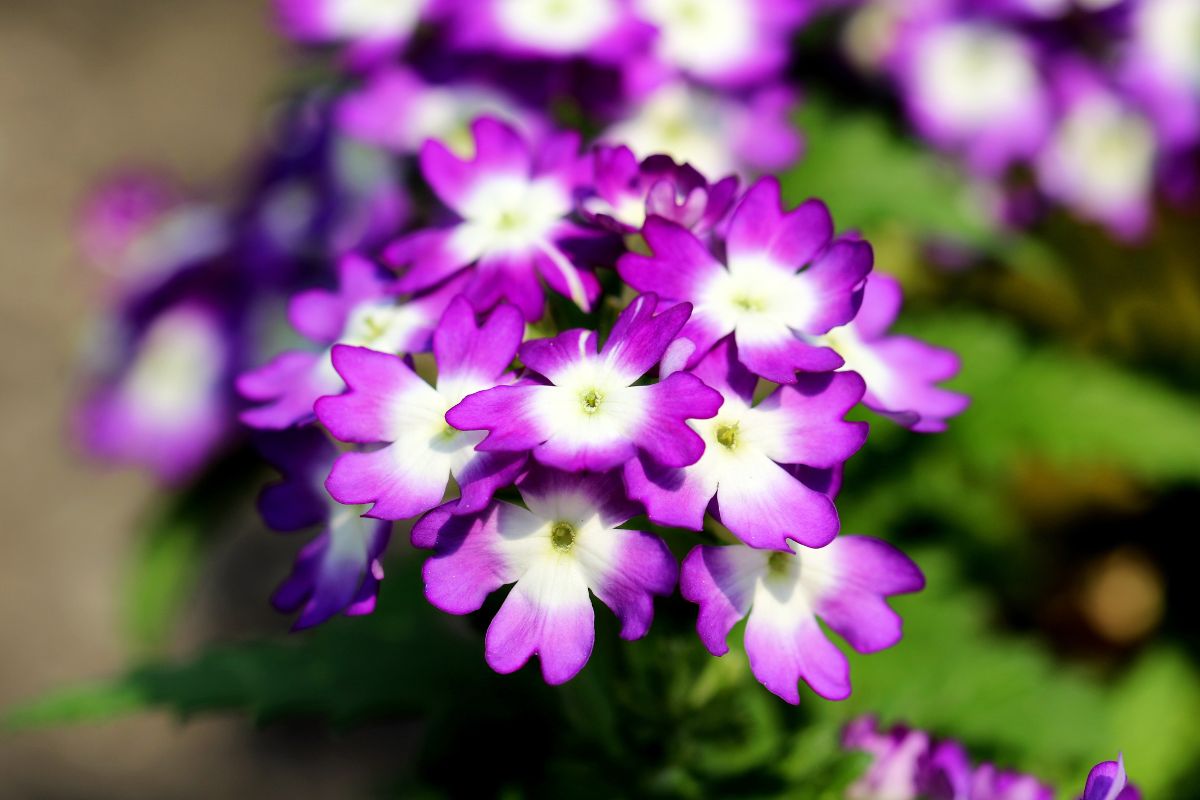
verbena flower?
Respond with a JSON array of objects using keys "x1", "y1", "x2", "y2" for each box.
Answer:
[
  {"x1": 257, "y1": 427, "x2": 392, "y2": 630},
  {"x1": 385, "y1": 117, "x2": 604, "y2": 321},
  {"x1": 273, "y1": 0, "x2": 441, "y2": 66},
  {"x1": 447, "y1": 292, "x2": 723, "y2": 472},
  {"x1": 625, "y1": 338, "x2": 867, "y2": 550},
  {"x1": 413, "y1": 468, "x2": 677, "y2": 684},
  {"x1": 681, "y1": 536, "x2": 924, "y2": 703},
  {"x1": 237, "y1": 254, "x2": 461, "y2": 429},
  {"x1": 843, "y1": 715, "x2": 935, "y2": 800},
  {"x1": 445, "y1": 0, "x2": 652, "y2": 62},
  {"x1": 618, "y1": 176, "x2": 872, "y2": 383},
  {"x1": 1081, "y1": 756, "x2": 1140, "y2": 800},
  {"x1": 820, "y1": 273, "x2": 968, "y2": 432},
  {"x1": 315, "y1": 296, "x2": 527, "y2": 519}
]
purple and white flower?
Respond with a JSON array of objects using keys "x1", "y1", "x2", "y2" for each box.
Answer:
[
  {"x1": 1037, "y1": 62, "x2": 1159, "y2": 239},
  {"x1": 1080, "y1": 755, "x2": 1140, "y2": 800},
  {"x1": 842, "y1": 715, "x2": 937, "y2": 800},
  {"x1": 601, "y1": 81, "x2": 802, "y2": 176},
  {"x1": 273, "y1": 0, "x2": 438, "y2": 65},
  {"x1": 889, "y1": 16, "x2": 1051, "y2": 175},
  {"x1": 447, "y1": 0, "x2": 651, "y2": 61},
  {"x1": 257, "y1": 427, "x2": 392, "y2": 630},
  {"x1": 237, "y1": 254, "x2": 461, "y2": 430},
  {"x1": 314, "y1": 296, "x2": 527, "y2": 520},
  {"x1": 581, "y1": 144, "x2": 738, "y2": 234},
  {"x1": 681, "y1": 535, "x2": 924, "y2": 704},
  {"x1": 414, "y1": 468, "x2": 678, "y2": 684},
  {"x1": 385, "y1": 117, "x2": 602, "y2": 322},
  {"x1": 618, "y1": 176, "x2": 872, "y2": 383},
  {"x1": 77, "y1": 300, "x2": 236, "y2": 484},
  {"x1": 625, "y1": 339, "x2": 867, "y2": 550},
  {"x1": 1121, "y1": 0, "x2": 1200, "y2": 150},
  {"x1": 447, "y1": 292, "x2": 723, "y2": 472},
  {"x1": 820, "y1": 273, "x2": 967, "y2": 432}
]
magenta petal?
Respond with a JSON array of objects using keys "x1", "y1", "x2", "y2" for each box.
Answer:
[
  {"x1": 446, "y1": 383, "x2": 547, "y2": 452},
  {"x1": 617, "y1": 216, "x2": 725, "y2": 301},
  {"x1": 757, "y1": 371, "x2": 869, "y2": 468},
  {"x1": 484, "y1": 580, "x2": 595, "y2": 685},
  {"x1": 600, "y1": 293, "x2": 692, "y2": 382},
  {"x1": 714, "y1": 455, "x2": 840, "y2": 550},
  {"x1": 324, "y1": 446, "x2": 450, "y2": 521},
  {"x1": 801, "y1": 238, "x2": 874, "y2": 333},
  {"x1": 734, "y1": 330, "x2": 844, "y2": 384},
  {"x1": 852, "y1": 273, "x2": 904, "y2": 340},
  {"x1": 433, "y1": 297, "x2": 524, "y2": 383},
  {"x1": 584, "y1": 529, "x2": 678, "y2": 641},
  {"x1": 745, "y1": 612, "x2": 851, "y2": 704},
  {"x1": 237, "y1": 351, "x2": 336, "y2": 430},
  {"x1": 454, "y1": 450, "x2": 528, "y2": 515},
  {"x1": 519, "y1": 329, "x2": 598, "y2": 383},
  {"x1": 680, "y1": 545, "x2": 758, "y2": 657},
  {"x1": 623, "y1": 454, "x2": 712, "y2": 531},
  {"x1": 1082, "y1": 757, "x2": 1139, "y2": 800},
  {"x1": 467, "y1": 252, "x2": 547, "y2": 322},
  {"x1": 726, "y1": 177, "x2": 833, "y2": 268},
  {"x1": 315, "y1": 345, "x2": 424, "y2": 443},
  {"x1": 421, "y1": 504, "x2": 514, "y2": 614},
  {"x1": 813, "y1": 536, "x2": 925, "y2": 653},
  {"x1": 689, "y1": 336, "x2": 758, "y2": 403},
  {"x1": 635, "y1": 373, "x2": 724, "y2": 468},
  {"x1": 386, "y1": 228, "x2": 467, "y2": 295},
  {"x1": 288, "y1": 287, "x2": 348, "y2": 343}
]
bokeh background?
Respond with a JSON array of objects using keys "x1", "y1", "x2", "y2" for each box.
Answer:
[
  {"x1": 0, "y1": 2, "x2": 389, "y2": 795},
  {"x1": 3, "y1": 1, "x2": 1200, "y2": 797}
]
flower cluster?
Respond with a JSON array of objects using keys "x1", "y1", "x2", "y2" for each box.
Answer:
[
  {"x1": 838, "y1": 0, "x2": 1200, "y2": 238},
  {"x1": 234, "y1": 113, "x2": 961, "y2": 699},
  {"x1": 843, "y1": 716, "x2": 1141, "y2": 800}
]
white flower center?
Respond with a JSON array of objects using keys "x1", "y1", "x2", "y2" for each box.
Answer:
[
  {"x1": 340, "y1": 300, "x2": 426, "y2": 354},
  {"x1": 698, "y1": 254, "x2": 815, "y2": 341},
  {"x1": 121, "y1": 308, "x2": 225, "y2": 425},
  {"x1": 495, "y1": 0, "x2": 619, "y2": 52},
  {"x1": 1051, "y1": 97, "x2": 1156, "y2": 210},
  {"x1": 581, "y1": 192, "x2": 648, "y2": 229},
  {"x1": 1138, "y1": 0, "x2": 1200, "y2": 88},
  {"x1": 636, "y1": 0, "x2": 755, "y2": 76},
  {"x1": 453, "y1": 174, "x2": 570, "y2": 256},
  {"x1": 603, "y1": 84, "x2": 733, "y2": 177},
  {"x1": 916, "y1": 24, "x2": 1038, "y2": 130},
  {"x1": 329, "y1": 0, "x2": 424, "y2": 38},
  {"x1": 532, "y1": 357, "x2": 645, "y2": 448}
]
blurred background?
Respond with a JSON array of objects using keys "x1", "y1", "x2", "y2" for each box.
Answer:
[
  {"x1": 0, "y1": 1, "x2": 387, "y2": 795},
  {"x1": 3, "y1": 0, "x2": 1200, "y2": 797}
]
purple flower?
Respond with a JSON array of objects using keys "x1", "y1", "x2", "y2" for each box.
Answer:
[
  {"x1": 580, "y1": 144, "x2": 738, "y2": 234},
  {"x1": 336, "y1": 67, "x2": 548, "y2": 156},
  {"x1": 1036, "y1": 61, "x2": 1160, "y2": 239},
  {"x1": 273, "y1": 0, "x2": 442, "y2": 66},
  {"x1": 385, "y1": 117, "x2": 602, "y2": 322},
  {"x1": 257, "y1": 427, "x2": 392, "y2": 630},
  {"x1": 631, "y1": 0, "x2": 810, "y2": 89},
  {"x1": 889, "y1": 16, "x2": 1051, "y2": 175},
  {"x1": 601, "y1": 81, "x2": 802, "y2": 176},
  {"x1": 820, "y1": 273, "x2": 968, "y2": 432},
  {"x1": 76, "y1": 300, "x2": 236, "y2": 484},
  {"x1": 446, "y1": 0, "x2": 652, "y2": 61},
  {"x1": 237, "y1": 254, "x2": 461, "y2": 430},
  {"x1": 618, "y1": 176, "x2": 872, "y2": 383},
  {"x1": 681, "y1": 535, "x2": 924, "y2": 704},
  {"x1": 1121, "y1": 0, "x2": 1200, "y2": 150},
  {"x1": 625, "y1": 338, "x2": 867, "y2": 550},
  {"x1": 1080, "y1": 756, "x2": 1140, "y2": 800},
  {"x1": 314, "y1": 297, "x2": 528, "y2": 520},
  {"x1": 414, "y1": 468, "x2": 678, "y2": 684},
  {"x1": 447, "y1": 292, "x2": 723, "y2": 472},
  {"x1": 842, "y1": 715, "x2": 938, "y2": 800},
  {"x1": 968, "y1": 764, "x2": 1054, "y2": 800}
]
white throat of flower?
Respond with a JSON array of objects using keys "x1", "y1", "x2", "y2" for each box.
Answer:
[
  {"x1": 1137, "y1": 0, "x2": 1200, "y2": 88},
  {"x1": 329, "y1": 0, "x2": 424, "y2": 38},
  {"x1": 495, "y1": 0, "x2": 619, "y2": 52},
  {"x1": 603, "y1": 84, "x2": 733, "y2": 178},
  {"x1": 1052, "y1": 97, "x2": 1156, "y2": 210},
  {"x1": 916, "y1": 24, "x2": 1038, "y2": 129},
  {"x1": 636, "y1": 0, "x2": 755, "y2": 76},
  {"x1": 455, "y1": 173, "x2": 571, "y2": 255},
  {"x1": 533, "y1": 352, "x2": 646, "y2": 448},
  {"x1": 699, "y1": 253, "x2": 816, "y2": 341},
  {"x1": 121, "y1": 309, "x2": 224, "y2": 425}
]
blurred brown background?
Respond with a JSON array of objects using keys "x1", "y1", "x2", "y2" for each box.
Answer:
[{"x1": 0, "y1": 1, "x2": 387, "y2": 795}]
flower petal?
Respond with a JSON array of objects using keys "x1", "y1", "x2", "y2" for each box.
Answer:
[
  {"x1": 617, "y1": 216, "x2": 725, "y2": 302},
  {"x1": 754, "y1": 371, "x2": 869, "y2": 468},
  {"x1": 745, "y1": 607, "x2": 850, "y2": 704},
  {"x1": 726, "y1": 177, "x2": 833, "y2": 270},
  {"x1": 714, "y1": 453, "x2": 839, "y2": 550},
  {"x1": 680, "y1": 545, "x2": 764, "y2": 656}
]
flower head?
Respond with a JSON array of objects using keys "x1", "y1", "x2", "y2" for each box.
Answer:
[
  {"x1": 681, "y1": 535, "x2": 924, "y2": 703},
  {"x1": 414, "y1": 468, "x2": 678, "y2": 684},
  {"x1": 619, "y1": 176, "x2": 872, "y2": 383},
  {"x1": 386, "y1": 117, "x2": 604, "y2": 321},
  {"x1": 257, "y1": 427, "x2": 392, "y2": 630},
  {"x1": 1080, "y1": 755, "x2": 1140, "y2": 800},
  {"x1": 315, "y1": 296, "x2": 527, "y2": 520},
  {"x1": 237, "y1": 254, "x2": 461, "y2": 429},
  {"x1": 625, "y1": 338, "x2": 867, "y2": 550},
  {"x1": 447, "y1": 292, "x2": 723, "y2": 472}
]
